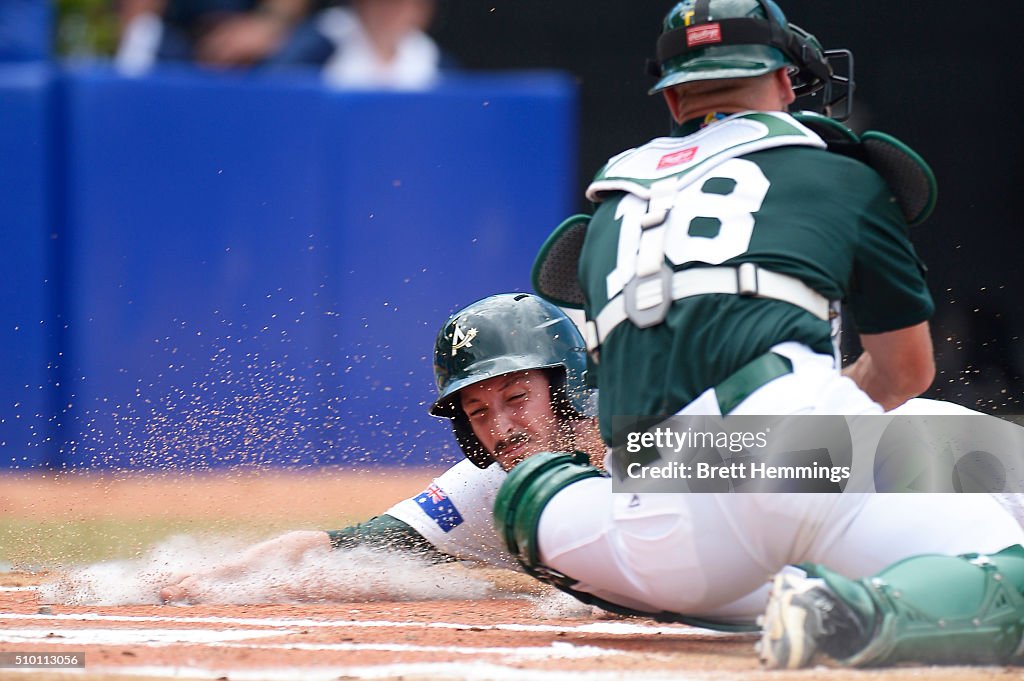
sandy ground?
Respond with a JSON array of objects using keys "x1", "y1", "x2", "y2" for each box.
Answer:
[
  {"x1": 1, "y1": 472, "x2": 1022, "y2": 680},
  {"x1": 0, "y1": 468, "x2": 433, "y2": 522}
]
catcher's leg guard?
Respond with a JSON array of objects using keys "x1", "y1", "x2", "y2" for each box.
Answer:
[
  {"x1": 493, "y1": 451, "x2": 605, "y2": 584},
  {"x1": 800, "y1": 544, "x2": 1024, "y2": 667}
]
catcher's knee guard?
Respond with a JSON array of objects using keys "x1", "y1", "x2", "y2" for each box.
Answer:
[
  {"x1": 493, "y1": 451, "x2": 604, "y2": 583},
  {"x1": 807, "y1": 544, "x2": 1024, "y2": 667}
]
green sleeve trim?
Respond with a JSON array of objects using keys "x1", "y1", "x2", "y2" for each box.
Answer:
[
  {"x1": 325, "y1": 514, "x2": 452, "y2": 563},
  {"x1": 852, "y1": 297, "x2": 934, "y2": 335}
]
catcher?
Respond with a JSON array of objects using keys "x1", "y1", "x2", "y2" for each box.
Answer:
[{"x1": 510, "y1": 0, "x2": 1024, "y2": 668}]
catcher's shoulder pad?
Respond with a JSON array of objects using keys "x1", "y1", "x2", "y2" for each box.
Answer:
[
  {"x1": 532, "y1": 214, "x2": 590, "y2": 309},
  {"x1": 587, "y1": 112, "x2": 825, "y2": 203},
  {"x1": 792, "y1": 111, "x2": 937, "y2": 226}
]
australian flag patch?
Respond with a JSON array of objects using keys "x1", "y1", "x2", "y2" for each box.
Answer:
[{"x1": 414, "y1": 483, "x2": 464, "y2": 533}]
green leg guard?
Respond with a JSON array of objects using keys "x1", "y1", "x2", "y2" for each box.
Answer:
[
  {"x1": 804, "y1": 544, "x2": 1024, "y2": 667},
  {"x1": 494, "y1": 451, "x2": 760, "y2": 633},
  {"x1": 493, "y1": 450, "x2": 604, "y2": 581}
]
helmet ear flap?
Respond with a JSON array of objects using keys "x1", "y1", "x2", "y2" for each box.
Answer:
[
  {"x1": 546, "y1": 367, "x2": 579, "y2": 422},
  {"x1": 783, "y1": 23, "x2": 829, "y2": 96},
  {"x1": 786, "y1": 22, "x2": 855, "y2": 122}
]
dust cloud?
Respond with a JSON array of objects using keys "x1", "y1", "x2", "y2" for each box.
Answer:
[{"x1": 39, "y1": 534, "x2": 493, "y2": 606}]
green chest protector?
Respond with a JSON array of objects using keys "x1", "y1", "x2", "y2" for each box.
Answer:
[{"x1": 531, "y1": 111, "x2": 937, "y2": 342}]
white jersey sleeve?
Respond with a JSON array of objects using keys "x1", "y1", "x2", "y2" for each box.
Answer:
[
  {"x1": 385, "y1": 459, "x2": 519, "y2": 570},
  {"x1": 887, "y1": 397, "x2": 986, "y2": 416},
  {"x1": 889, "y1": 398, "x2": 1024, "y2": 528}
]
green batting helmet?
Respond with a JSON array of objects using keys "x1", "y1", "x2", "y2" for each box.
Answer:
[
  {"x1": 649, "y1": 0, "x2": 854, "y2": 118},
  {"x1": 430, "y1": 293, "x2": 595, "y2": 468}
]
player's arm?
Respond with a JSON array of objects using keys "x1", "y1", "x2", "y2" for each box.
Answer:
[
  {"x1": 325, "y1": 514, "x2": 454, "y2": 562},
  {"x1": 843, "y1": 321, "x2": 935, "y2": 410},
  {"x1": 227, "y1": 513, "x2": 457, "y2": 566},
  {"x1": 160, "y1": 517, "x2": 452, "y2": 603},
  {"x1": 159, "y1": 529, "x2": 331, "y2": 602},
  {"x1": 842, "y1": 164, "x2": 936, "y2": 410}
]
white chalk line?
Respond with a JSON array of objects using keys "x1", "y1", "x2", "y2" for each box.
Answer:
[
  {"x1": 0, "y1": 627, "x2": 289, "y2": 645},
  {"x1": 0, "y1": 628, "x2": 626, "y2": 660},
  {"x1": 0, "y1": 611, "x2": 741, "y2": 681},
  {"x1": 0, "y1": 611, "x2": 749, "y2": 638},
  {"x1": 214, "y1": 640, "x2": 624, "y2": 660},
  {"x1": 81, "y1": 662, "x2": 720, "y2": 681}
]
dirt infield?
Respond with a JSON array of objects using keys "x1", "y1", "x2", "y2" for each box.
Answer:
[
  {"x1": 0, "y1": 469, "x2": 438, "y2": 567},
  {"x1": 1, "y1": 472, "x2": 1021, "y2": 680}
]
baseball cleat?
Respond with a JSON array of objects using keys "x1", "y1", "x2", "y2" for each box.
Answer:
[{"x1": 757, "y1": 573, "x2": 834, "y2": 669}]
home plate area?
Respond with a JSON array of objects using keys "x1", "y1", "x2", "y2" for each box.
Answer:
[
  {"x1": 0, "y1": 576, "x2": 1012, "y2": 681},
  {"x1": 0, "y1": 573, "x2": 755, "y2": 681}
]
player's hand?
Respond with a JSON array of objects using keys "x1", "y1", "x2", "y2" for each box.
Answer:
[{"x1": 159, "y1": 575, "x2": 206, "y2": 603}]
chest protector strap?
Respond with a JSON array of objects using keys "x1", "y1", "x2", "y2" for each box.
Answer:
[{"x1": 586, "y1": 264, "x2": 832, "y2": 355}]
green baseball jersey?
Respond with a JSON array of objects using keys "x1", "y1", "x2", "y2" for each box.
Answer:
[{"x1": 579, "y1": 112, "x2": 934, "y2": 444}]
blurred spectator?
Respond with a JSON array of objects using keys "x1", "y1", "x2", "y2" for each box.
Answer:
[
  {"x1": 115, "y1": 0, "x2": 315, "y2": 74},
  {"x1": 266, "y1": 0, "x2": 450, "y2": 90}
]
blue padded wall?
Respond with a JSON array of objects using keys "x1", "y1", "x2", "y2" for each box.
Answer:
[
  {"x1": 56, "y1": 68, "x2": 576, "y2": 469},
  {"x1": 0, "y1": 63, "x2": 57, "y2": 467},
  {"x1": 0, "y1": 0, "x2": 51, "y2": 61}
]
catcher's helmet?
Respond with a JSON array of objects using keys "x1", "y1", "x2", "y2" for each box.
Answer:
[
  {"x1": 649, "y1": 0, "x2": 854, "y2": 119},
  {"x1": 430, "y1": 293, "x2": 595, "y2": 468}
]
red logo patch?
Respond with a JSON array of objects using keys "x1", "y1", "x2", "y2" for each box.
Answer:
[
  {"x1": 686, "y1": 23, "x2": 722, "y2": 47},
  {"x1": 657, "y1": 146, "x2": 698, "y2": 169}
]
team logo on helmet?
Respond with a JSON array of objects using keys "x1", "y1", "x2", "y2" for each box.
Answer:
[{"x1": 450, "y1": 321, "x2": 478, "y2": 356}]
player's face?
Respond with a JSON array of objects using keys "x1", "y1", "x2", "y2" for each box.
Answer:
[{"x1": 459, "y1": 369, "x2": 564, "y2": 471}]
